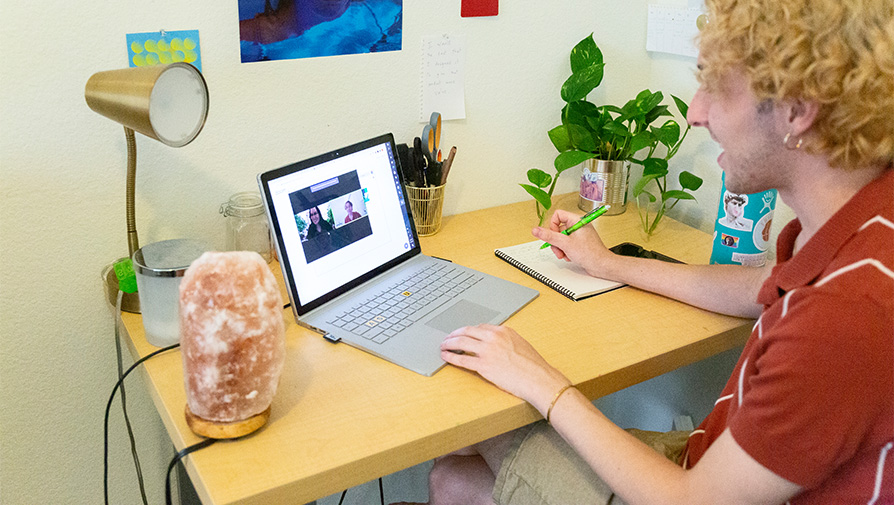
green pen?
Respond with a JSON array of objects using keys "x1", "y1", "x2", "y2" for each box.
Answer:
[{"x1": 540, "y1": 204, "x2": 611, "y2": 249}]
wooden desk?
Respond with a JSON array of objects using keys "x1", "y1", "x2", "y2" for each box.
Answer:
[{"x1": 121, "y1": 192, "x2": 752, "y2": 505}]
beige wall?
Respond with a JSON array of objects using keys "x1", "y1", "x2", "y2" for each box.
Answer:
[{"x1": 0, "y1": 1, "x2": 793, "y2": 503}]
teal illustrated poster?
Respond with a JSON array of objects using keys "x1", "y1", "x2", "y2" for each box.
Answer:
[
  {"x1": 238, "y1": 0, "x2": 402, "y2": 63},
  {"x1": 710, "y1": 172, "x2": 778, "y2": 267},
  {"x1": 126, "y1": 30, "x2": 202, "y2": 71}
]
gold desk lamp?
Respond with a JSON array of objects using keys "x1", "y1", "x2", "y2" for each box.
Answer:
[{"x1": 86, "y1": 62, "x2": 209, "y2": 313}]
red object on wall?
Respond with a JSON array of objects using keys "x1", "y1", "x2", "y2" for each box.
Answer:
[{"x1": 461, "y1": 0, "x2": 498, "y2": 17}]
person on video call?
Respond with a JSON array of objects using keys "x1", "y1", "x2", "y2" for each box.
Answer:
[
  {"x1": 344, "y1": 200, "x2": 361, "y2": 223},
  {"x1": 391, "y1": 0, "x2": 893, "y2": 503},
  {"x1": 305, "y1": 206, "x2": 333, "y2": 239}
]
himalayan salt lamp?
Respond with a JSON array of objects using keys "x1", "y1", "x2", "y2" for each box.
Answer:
[{"x1": 179, "y1": 251, "x2": 285, "y2": 438}]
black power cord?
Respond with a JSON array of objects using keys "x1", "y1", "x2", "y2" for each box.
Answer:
[
  {"x1": 165, "y1": 438, "x2": 217, "y2": 505},
  {"x1": 336, "y1": 477, "x2": 385, "y2": 505},
  {"x1": 103, "y1": 339, "x2": 180, "y2": 505},
  {"x1": 113, "y1": 290, "x2": 149, "y2": 505}
]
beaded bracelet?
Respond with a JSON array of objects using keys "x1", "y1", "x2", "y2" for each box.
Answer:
[{"x1": 546, "y1": 384, "x2": 574, "y2": 423}]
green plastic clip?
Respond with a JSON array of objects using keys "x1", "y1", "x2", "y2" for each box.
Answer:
[{"x1": 113, "y1": 258, "x2": 138, "y2": 294}]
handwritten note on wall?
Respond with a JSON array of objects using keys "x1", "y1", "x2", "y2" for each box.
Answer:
[{"x1": 420, "y1": 34, "x2": 466, "y2": 121}]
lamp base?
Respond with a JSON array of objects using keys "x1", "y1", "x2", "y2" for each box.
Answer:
[
  {"x1": 185, "y1": 405, "x2": 271, "y2": 439},
  {"x1": 103, "y1": 262, "x2": 141, "y2": 313}
]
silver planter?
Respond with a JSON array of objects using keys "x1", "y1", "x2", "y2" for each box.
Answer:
[{"x1": 578, "y1": 159, "x2": 630, "y2": 215}]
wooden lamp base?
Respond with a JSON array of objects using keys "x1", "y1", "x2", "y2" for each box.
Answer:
[{"x1": 185, "y1": 405, "x2": 271, "y2": 439}]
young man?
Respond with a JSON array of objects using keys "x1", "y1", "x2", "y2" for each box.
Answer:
[
  {"x1": 344, "y1": 199, "x2": 361, "y2": 223},
  {"x1": 394, "y1": 0, "x2": 893, "y2": 503}
]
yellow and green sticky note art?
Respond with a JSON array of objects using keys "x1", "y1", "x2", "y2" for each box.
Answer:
[{"x1": 126, "y1": 30, "x2": 202, "y2": 71}]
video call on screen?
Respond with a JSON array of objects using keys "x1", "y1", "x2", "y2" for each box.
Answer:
[{"x1": 288, "y1": 170, "x2": 373, "y2": 263}]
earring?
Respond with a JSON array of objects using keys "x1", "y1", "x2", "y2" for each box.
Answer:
[{"x1": 783, "y1": 132, "x2": 802, "y2": 150}]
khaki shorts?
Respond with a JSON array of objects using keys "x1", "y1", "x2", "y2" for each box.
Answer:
[{"x1": 493, "y1": 421, "x2": 690, "y2": 505}]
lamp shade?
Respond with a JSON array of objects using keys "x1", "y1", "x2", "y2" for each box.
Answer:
[{"x1": 85, "y1": 62, "x2": 209, "y2": 147}]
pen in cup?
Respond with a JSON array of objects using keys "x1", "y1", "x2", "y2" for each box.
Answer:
[
  {"x1": 440, "y1": 146, "x2": 456, "y2": 185},
  {"x1": 540, "y1": 204, "x2": 610, "y2": 249}
]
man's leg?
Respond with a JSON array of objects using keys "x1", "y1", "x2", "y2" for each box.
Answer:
[
  {"x1": 392, "y1": 425, "x2": 689, "y2": 505},
  {"x1": 390, "y1": 431, "x2": 516, "y2": 505},
  {"x1": 427, "y1": 454, "x2": 495, "y2": 505}
]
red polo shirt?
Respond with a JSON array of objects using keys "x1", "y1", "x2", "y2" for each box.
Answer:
[{"x1": 683, "y1": 169, "x2": 894, "y2": 503}]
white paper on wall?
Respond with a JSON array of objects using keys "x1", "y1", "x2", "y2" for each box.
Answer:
[
  {"x1": 420, "y1": 34, "x2": 466, "y2": 121},
  {"x1": 646, "y1": 5, "x2": 701, "y2": 58}
]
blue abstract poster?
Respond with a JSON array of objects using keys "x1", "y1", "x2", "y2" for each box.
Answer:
[{"x1": 239, "y1": 0, "x2": 402, "y2": 63}]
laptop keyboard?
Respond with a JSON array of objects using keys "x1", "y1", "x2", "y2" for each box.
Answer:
[{"x1": 326, "y1": 263, "x2": 482, "y2": 344}]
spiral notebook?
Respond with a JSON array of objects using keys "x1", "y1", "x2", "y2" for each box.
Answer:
[{"x1": 495, "y1": 240, "x2": 625, "y2": 301}]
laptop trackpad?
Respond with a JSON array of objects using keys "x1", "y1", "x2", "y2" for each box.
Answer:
[{"x1": 425, "y1": 299, "x2": 500, "y2": 333}]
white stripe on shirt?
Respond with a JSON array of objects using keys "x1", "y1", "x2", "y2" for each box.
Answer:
[
  {"x1": 815, "y1": 259, "x2": 894, "y2": 288},
  {"x1": 715, "y1": 393, "x2": 734, "y2": 406},
  {"x1": 868, "y1": 441, "x2": 893, "y2": 505},
  {"x1": 681, "y1": 431, "x2": 707, "y2": 470},
  {"x1": 782, "y1": 290, "x2": 796, "y2": 318},
  {"x1": 859, "y1": 215, "x2": 894, "y2": 232}
]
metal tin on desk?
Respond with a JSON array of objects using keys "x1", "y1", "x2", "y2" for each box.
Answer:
[{"x1": 579, "y1": 159, "x2": 629, "y2": 215}]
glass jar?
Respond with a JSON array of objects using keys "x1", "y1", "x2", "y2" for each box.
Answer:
[{"x1": 220, "y1": 192, "x2": 273, "y2": 263}]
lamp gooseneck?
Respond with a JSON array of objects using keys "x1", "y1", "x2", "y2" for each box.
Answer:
[{"x1": 125, "y1": 127, "x2": 140, "y2": 257}]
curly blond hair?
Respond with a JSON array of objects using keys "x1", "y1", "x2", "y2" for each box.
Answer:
[{"x1": 698, "y1": 0, "x2": 894, "y2": 169}]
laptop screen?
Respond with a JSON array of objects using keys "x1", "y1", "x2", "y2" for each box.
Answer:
[{"x1": 259, "y1": 134, "x2": 419, "y2": 314}]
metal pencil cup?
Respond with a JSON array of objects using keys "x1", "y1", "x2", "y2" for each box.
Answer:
[{"x1": 405, "y1": 184, "x2": 447, "y2": 236}]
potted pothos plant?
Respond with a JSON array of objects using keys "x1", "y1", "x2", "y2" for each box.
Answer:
[{"x1": 521, "y1": 33, "x2": 702, "y2": 235}]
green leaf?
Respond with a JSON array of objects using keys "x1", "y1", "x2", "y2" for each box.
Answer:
[
  {"x1": 561, "y1": 64, "x2": 605, "y2": 102},
  {"x1": 563, "y1": 100, "x2": 600, "y2": 126},
  {"x1": 569, "y1": 34, "x2": 603, "y2": 74},
  {"x1": 555, "y1": 150, "x2": 595, "y2": 171},
  {"x1": 633, "y1": 173, "x2": 660, "y2": 196},
  {"x1": 655, "y1": 120, "x2": 681, "y2": 147},
  {"x1": 643, "y1": 104, "x2": 671, "y2": 125},
  {"x1": 602, "y1": 119, "x2": 631, "y2": 138},
  {"x1": 672, "y1": 94, "x2": 689, "y2": 118},
  {"x1": 584, "y1": 112, "x2": 607, "y2": 134},
  {"x1": 646, "y1": 91, "x2": 665, "y2": 110},
  {"x1": 628, "y1": 131, "x2": 656, "y2": 154},
  {"x1": 679, "y1": 170, "x2": 703, "y2": 191},
  {"x1": 547, "y1": 125, "x2": 572, "y2": 152},
  {"x1": 526, "y1": 168, "x2": 552, "y2": 188},
  {"x1": 635, "y1": 90, "x2": 664, "y2": 115},
  {"x1": 634, "y1": 89, "x2": 653, "y2": 103},
  {"x1": 620, "y1": 96, "x2": 640, "y2": 118},
  {"x1": 601, "y1": 105, "x2": 623, "y2": 114},
  {"x1": 520, "y1": 184, "x2": 553, "y2": 210},
  {"x1": 642, "y1": 157, "x2": 669, "y2": 177},
  {"x1": 567, "y1": 123, "x2": 597, "y2": 152},
  {"x1": 662, "y1": 190, "x2": 696, "y2": 201}
]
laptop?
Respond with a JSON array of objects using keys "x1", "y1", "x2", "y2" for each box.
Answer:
[{"x1": 258, "y1": 133, "x2": 538, "y2": 376}]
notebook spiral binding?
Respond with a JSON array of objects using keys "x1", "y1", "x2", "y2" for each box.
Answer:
[{"x1": 495, "y1": 249, "x2": 577, "y2": 300}]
